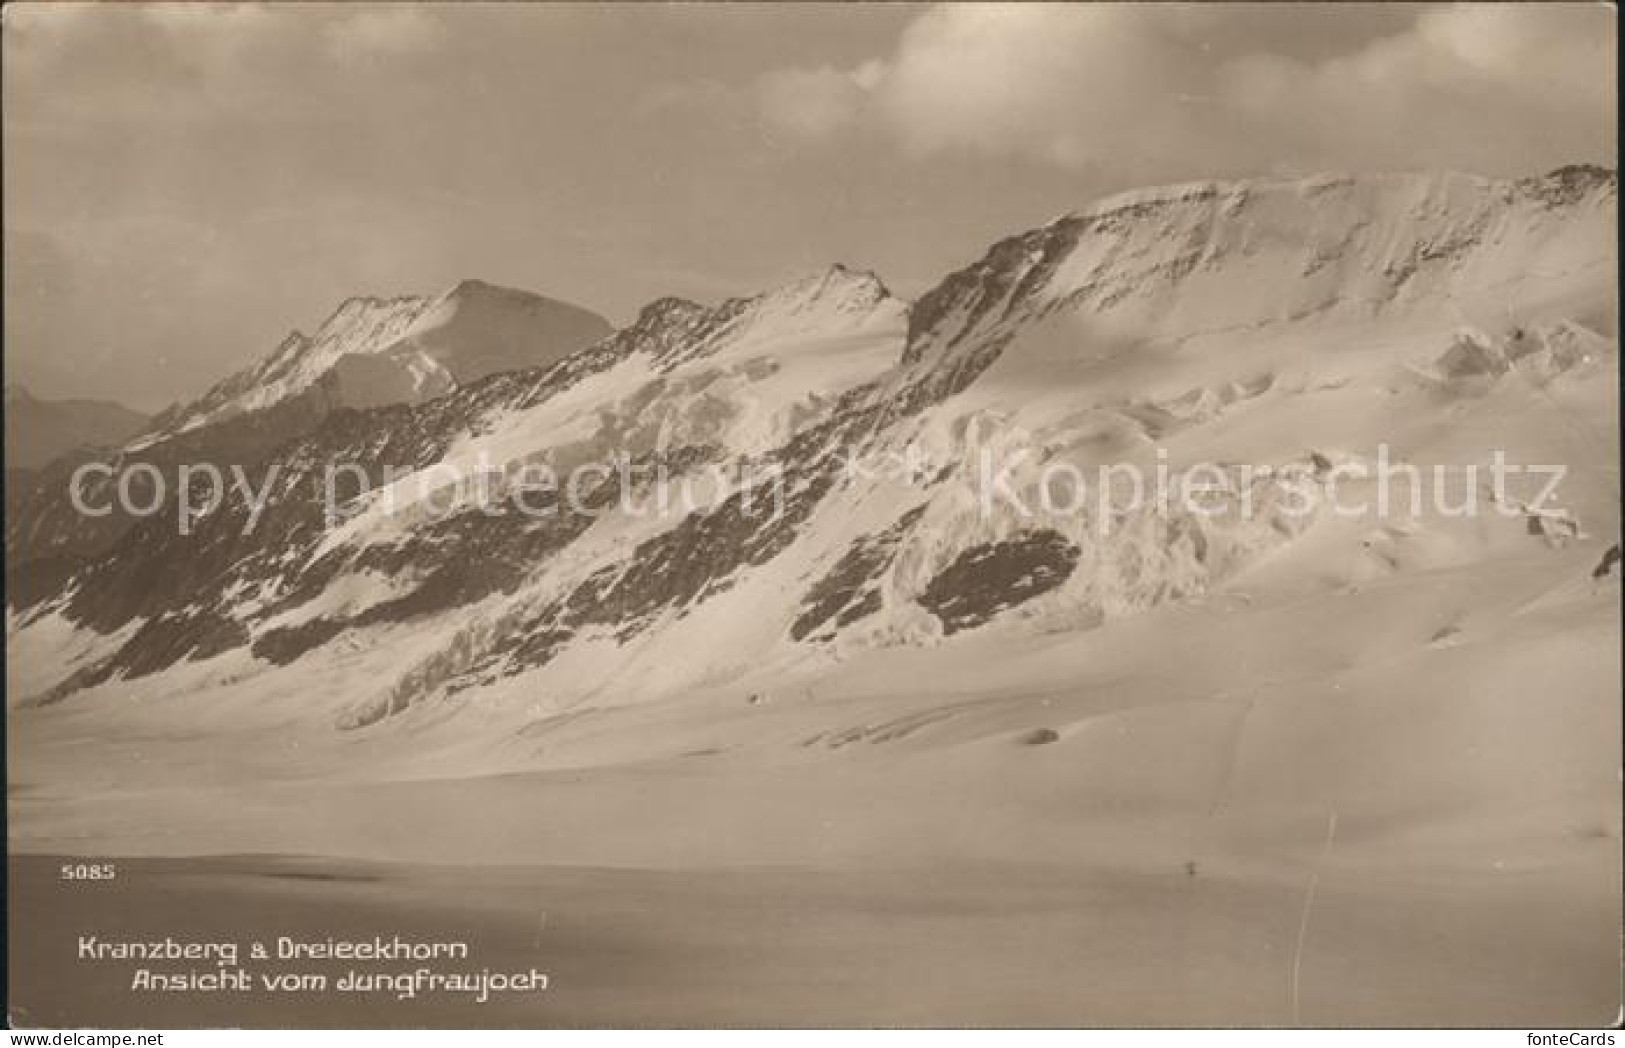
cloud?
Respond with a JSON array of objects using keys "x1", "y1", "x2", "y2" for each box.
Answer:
[
  {"x1": 323, "y1": 6, "x2": 445, "y2": 60},
  {"x1": 1243, "y1": 5, "x2": 1613, "y2": 168},
  {"x1": 873, "y1": 5, "x2": 1187, "y2": 165},
  {"x1": 637, "y1": 78, "x2": 743, "y2": 121},
  {"x1": 753, "y1": 2, "x2": 1616, "y2": 176},
  {"x1": 757, "y1": 61, "x2": 884, "y2": 141},
  {"x1": 4, "y1": 3, "x2": 445, "y2": 118}
]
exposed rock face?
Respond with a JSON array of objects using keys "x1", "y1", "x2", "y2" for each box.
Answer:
[
  {"x1": 791, "y1": 505, "x2": 927, "y2": 642},
  {"x1": 917, "y1": 530, "x2": 1081, "y2": 635}
]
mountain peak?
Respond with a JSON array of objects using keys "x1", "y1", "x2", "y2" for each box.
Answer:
[
  {"x1": 442, "y1": 277, "x2": 549, "y2": 304},
  {"x1": 448, "y1": 276, "x2": 500, "y2": 295},
  {"x1": 633, "y1": 296, "x2": 709, "y2": 328},
  {"x1": 825, "y1": 262, "x2": 894, "y2": 300},
  {"x1": 1518, "y1": 164, "x2": 1617, "y2": 207},
  {"x1": 755, "y1": 264, "x2": 897, "y2": 318},
  {"x1": 136, "y1": 281, "x2": 610, "y2": 445}
]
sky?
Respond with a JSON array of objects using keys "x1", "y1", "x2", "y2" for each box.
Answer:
[{"x1": 3, "y1": 2, "x2": 1616, "y2": 412}]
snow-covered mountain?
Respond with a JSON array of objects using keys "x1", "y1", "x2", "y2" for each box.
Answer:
[
  {"x1": 6, "y1": 165, "x2": 1618, "y2": 1028},
  {"x1": 137, "y1": 279, "x2": 612, "y2": 444},
  {"x1": 8, "y1": 166, "x2": 1617, "y2": 730}
]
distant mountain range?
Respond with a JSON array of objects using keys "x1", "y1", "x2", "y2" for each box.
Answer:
[
  {"x1": 6, "y1": 166, "x2": 1615, "y2": 728},
  {"x1": 4, "y1": 281, "x2": 613, "y2": 567},
  {"x1": 3, "y1": 385, "x2": 148, "y2": 470}
]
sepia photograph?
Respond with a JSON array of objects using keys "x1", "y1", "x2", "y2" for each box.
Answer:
[{"x1": 3, "y1": 0, "x2": 1620, "y2": 1033}]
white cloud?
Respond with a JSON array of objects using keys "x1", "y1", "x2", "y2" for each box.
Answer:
[
  {"x1": 757, "y1": 61, "x2": 884, "y2": 141},
  {"x1": 324, "y1": 6, "x2": 445, "y2": 60},
  {"x1": 753, "y1": 2, "x2": 1616, "y2": 176},
  {"x1": 875, "y1": 5, "x2": 1187, "y2": 163}
]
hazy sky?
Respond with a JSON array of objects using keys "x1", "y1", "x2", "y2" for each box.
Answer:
[{"x1": 3, "y1": 2, "x2": 1616, "y2": 411}]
